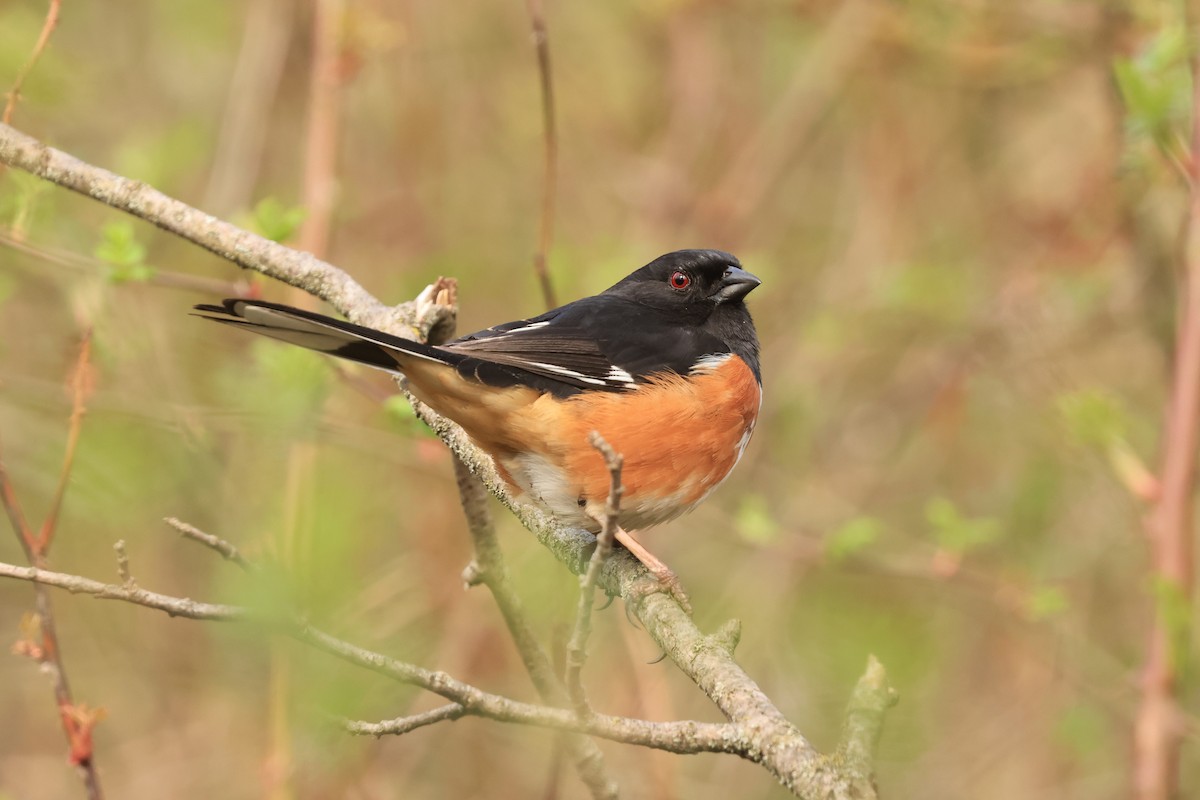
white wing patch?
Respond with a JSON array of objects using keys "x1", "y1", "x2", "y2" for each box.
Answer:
[
  {"x1": 689, "y1": 353, "x2": 733, "y2": 375},
  {"x1": 481, "y1": 320, "x2": 552, "y2": 337},
  {"x1": 504, "y1": 320, "x2": 551, "y2": 333},
  {"x1": 527, "y1": 361, "x2": 607, "y2": 386},
  {"x1": 606, "y1": 366, "x2": 635, "y2": 385}
]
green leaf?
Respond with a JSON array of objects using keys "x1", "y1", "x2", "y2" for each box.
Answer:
[
  {"x1": 735, "y1": 494, "x2": 780, "y2": 544},
  {"x1": 384, "y1": 395, "x2": 416, "y2": 423},
  {"x1": 249, "y1": 339, "x2": 331, "y2": 425},
  {"x1": 108, "y1": 262, "x2": 158, "y2": 284},
  {"x1": 826, "y1": 516, "x2": 881, "y2": 562},
  {"x1": 94, "y1": 220, "x2": 156, "y2": 283},
  {"x1": 383, "y1": 394, "x2": 436, "y2": 438},
  {"x1": 0, "y1": 270, "x2": 15, "y2": 307},
  {"x1": 1113, "y1": 19, "x2": 1192, "y2": 159},
  {"x1": 94, "y1": 219, "x2": 147, "y2": 266},
  {"x1": 1054, "y1": 703, "x2": 1107, "y2": 760},
  {"x1": 926, "y1": 497, "x2": 999, "y2": 555},
  {"x1": 0, "y1": 169, "x2": 49, "y2": 228},
  {"x1": 877, "y1": 262, "x2": 972, "y2": 325},
  {"x1": 252, "y1": 197, "x2": 307, "y2": 243},
  {"x1": 1026, "y1": 585, "x2": 1068, "y2": 621},
  {"x1": 1056, "y1": 388, "x2": 1127, "y2": 449}
]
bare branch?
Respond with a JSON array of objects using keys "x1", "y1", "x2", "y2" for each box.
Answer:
[
  {"x1": 836, "y1": 655, "x2": 898, "y2": 779},
  {"x1": 163, "y1": 517, "x2": 254, "y2": 572},
  {"x1": 0, "y1": 123, "x2": 398, "y2": 331},
  {"x1": 345, "y1": 703, "x2": 466, "y2": 737},
  {"x1": 0, "y1": 559, "x2": 745, "y2": 756},
  {"x1": 524, "y1": 0, "x2": 558, "y2": 309},
  {"x1": 565, "y1": 432, "x2": 623, "y2": 714},
  {"x1": 0, "y1": 229, "x2": 250, "y2": 296},
  {"x1": 113, "y1": 540, "x2": 133, "y2": 588},
  {"x1": 0, "y1": 331, "x2": 104, "y2": 799},
  {"x1": 1133, "y1": 7, "x2": 1200, "y2": 795},
  {"x1": 2, "y1": 0, "x2": 61, "y2": 125},
  {"x1": 451, "y1": 456, "x2": 620, "y2": 800},
  {"x1": 0, "y1": 445, "x2": 37, "y2": 560},
  {"x1": 0, "y1": 561, "x2": 249, "y2": 620},
  {"x1": 37, "y1": 327, "x2": 92, "y2": 555}
]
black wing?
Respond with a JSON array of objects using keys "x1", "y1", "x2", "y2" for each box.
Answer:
[{"x1": 446, "y1": 295, "x2": 731, "y2": 394}]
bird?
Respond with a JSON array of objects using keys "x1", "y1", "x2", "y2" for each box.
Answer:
[{"x1": 195, "y1": 249, "x2": 762, "y2": 611}]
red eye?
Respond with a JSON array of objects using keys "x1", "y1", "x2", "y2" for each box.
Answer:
[{"x1": 669, "y1": 271, "x2": 691, "y2": 289}]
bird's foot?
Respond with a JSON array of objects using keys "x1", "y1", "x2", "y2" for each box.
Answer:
[{"x1": 629, "y1": 564, "x2": 693, "y2": 616}]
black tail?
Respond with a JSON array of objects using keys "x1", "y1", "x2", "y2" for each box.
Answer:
[{"x1": 193, "y1": 299, "x2": 456, "y2": 374}]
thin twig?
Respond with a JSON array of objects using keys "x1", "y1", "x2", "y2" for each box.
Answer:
[
  {"x1": 344, "y1": 703, "x2": 466, "y2": 737},
  {"x1": 0, "y1": 334, "x2": 104, "y2": 799},
  {"x1": 835, "y1": 655, "x2": 899, "y2": 779},
  {"x1": 564, "y1": 432, "x2": 623, "y2": 715},
  {"x1": 0, "y1": 230, "x2": 250, "y2": 296},
  {"x1": 113, "y1": 540, "x2": 133, "y2": 588},
  {"x1": 451, "y1": 456, "x2": 620, "y2": 799},
  {"x1": 525, "y1": 0, "x2": 558, "y2": 309},
  {"x1": 163, "y1": 517, "x2": 253, "y2": 572},
  {"x1": 0, "y1": 559, "x2": 736, "y2": 753},
  {"x1": 0, "y1": 122, "x2": 394, "y2": 329},
  {"x1": 0, "y1": 445, "x2": 37, "y2": 560},
  {"x1": 2, "y1": 0, "x2": 61, "y2": 125},
  {"x1": 37, "y1": 328, "x2": 92, "y2": 554},
  {"x1": 297, "y1": 0, "x2": 345, "y2": 263}
]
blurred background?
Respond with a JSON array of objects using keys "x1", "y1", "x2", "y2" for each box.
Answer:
[{"x1": 0, "y1": 1, "x2": 1196, "y2": 798}]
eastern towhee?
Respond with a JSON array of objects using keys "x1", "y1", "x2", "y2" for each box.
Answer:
[{"x1": 195, "y1": 249, "x2": 762, "y2": 611}]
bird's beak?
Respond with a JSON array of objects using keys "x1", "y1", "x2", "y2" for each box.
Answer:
[{"x1": 714, "y1": 266, "x2": 761, "y2": 303}]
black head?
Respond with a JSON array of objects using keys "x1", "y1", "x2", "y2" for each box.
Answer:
[{"x1": 604, "y1": 249, "x2": 761, "y2": 323}]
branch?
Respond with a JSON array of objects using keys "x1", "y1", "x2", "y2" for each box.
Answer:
[
  {"x1": 0, "y1": 123, "x2": 398, "y2": 331},
  {"x1": 164, "y1": 516, "x2": 253, "y2": 572},
  {"x1": 564, "y1": 432, "x2": 623, "y2": 714},
  {"x1": 1133, "y1": 7, "x2": 1200, "y2": 797},
  {"x1": 1, "y1": 330, "x2": 104, "y2": 800},
  {"x1": 524, "y1": 0, "x2": 558, "y2": 309},
  {"x1": 37, "y1": 327, "x2": 92, "y2": 554},
  {"x1": 0, "y1": 559, "x2": 745, "y2": 754},
  {"x1": 430, "y1": 281, "x2": 617, "y2": 799},
  {"x1": 452, "y1": 456, "x2": 620, "y2": 800},
  {"x1": 345, "y1": 703, "x2": 466, "y2": 737},
  {"x1": 2, "y1": 0, "x2": 61, "y2": 125}
]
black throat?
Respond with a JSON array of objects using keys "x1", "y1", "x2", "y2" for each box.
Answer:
[{"x1": 705, "y1": 302, "x2": 761, "y2": 384}]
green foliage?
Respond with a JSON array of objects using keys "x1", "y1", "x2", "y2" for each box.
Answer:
[
  {"x1": 94, "y1": 220, "x2": 156, "y2": 283},
  {"x1": 1025, "y1": 585, "x2": 1069, "y2": 621},
  {"x1": 1113, "y1": 18, "x2": 1192, "y2": 159},
  {"x1": 734, "y1": 494, "x2": 780, "y2": 544},
  {"x1": 1054, "y1": 703, "x2": 1108, "y2": 760},
  {"x1": 245, "y1": 339, "x2": 332, "y2": 428},
  {"x1": 926, "y1": 497, "x2": 1000, "y2": 555},
  {"x1": 0, "y1": 270, "x2": 15, "y2": 309},
  {"x1": 1006, "y1": 457, "x2": 1063, "y2": 545},
  {"x1": 826, "y1": 516, "x2": 881, "y2": 563},
  {"x1": 876, "y1": 262, "x2": 974, "y2": 327},
  {"x1": 1152, "y1": 576, "x2": 1193, "y2": 681},
  {"x1": 1056, "y1": 388, "x2": 1128, "y2": 449},
  {"x1": 251, "y1": 197, "x2": 307, "y2": 243},
  {"x1": 383, "y1": 394, "x2": 436, "y2": 438},
  {"x1": 0, "y1": 170, "x2": 50, "y2": 231}
]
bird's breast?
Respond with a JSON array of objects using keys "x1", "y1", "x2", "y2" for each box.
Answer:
[{"x1": 498, "y1": 354, "x2": 761, "y2": 530}]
